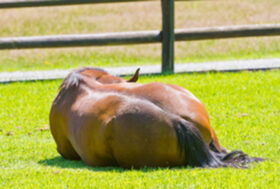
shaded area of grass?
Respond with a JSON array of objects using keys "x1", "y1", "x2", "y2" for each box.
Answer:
[
  {"x1": 0, "y1": 70, "x2": 279, "y2": 188},
  {"x1": 38, "y1": 156, "x2": 127, "y2": 172},
  {"x1": 38, "y1": 156, "x2": 181, "y2": 173}
]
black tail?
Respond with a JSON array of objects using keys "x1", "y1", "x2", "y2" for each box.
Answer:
[
  {"x1": 174, "y1": 120, "x2": 224, "y2": 168},
  {"x1": 175, "y1": 120, "x2": 264, "y2": 168},
  {"x1": 214, "y1": 149, "x2": 264, "y2": 168}
]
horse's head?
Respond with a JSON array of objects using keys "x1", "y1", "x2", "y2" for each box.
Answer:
[{"x1": 79, "y1": 67, "x2": 140, "y2": 84}]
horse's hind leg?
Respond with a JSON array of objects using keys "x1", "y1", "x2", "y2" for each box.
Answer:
[
  {"x1": 50, "y1": 116, "x2": 81, "y2": 160},
  {"x1": 56, "y1": 137, "x2": 81, "y2": 160}
]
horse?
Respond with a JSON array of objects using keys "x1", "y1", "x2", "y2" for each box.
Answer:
[{"x1": 49, "y1": 67, "x2": 263, "y2": 168}]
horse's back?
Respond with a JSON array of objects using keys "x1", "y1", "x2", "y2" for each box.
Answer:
[{"x1": 113, "y1": 82, "x2": 217, "y2": 147}]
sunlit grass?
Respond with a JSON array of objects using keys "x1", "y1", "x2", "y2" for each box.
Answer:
[{"x1": 0, "y1": 70, "x2": 279, "y2": 188}]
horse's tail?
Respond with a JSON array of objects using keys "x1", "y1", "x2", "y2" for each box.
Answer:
[
  {"x1": 174, "y1": 120, "x2": 264, "y2": 168},
  {"x1": 174, "y1": 120, "x2": 224, "y2": 168},
  {"x1": 213, "y1": 149, "x2": 264, "y2": 168}
]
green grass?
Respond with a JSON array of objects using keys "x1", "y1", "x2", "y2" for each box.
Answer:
[
  {"x1": 1, "y1": 70, "x2": 279, "y2": 188},
  {"x1": 0, "y1": 47, "x2": 160, "y2": 72}
]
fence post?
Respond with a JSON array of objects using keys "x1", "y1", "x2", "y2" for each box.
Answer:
[{"x1": 161, "y1": 0, "x2": 175, "y2": 73}]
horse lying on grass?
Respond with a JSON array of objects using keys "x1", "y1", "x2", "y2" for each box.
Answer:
[{"x1": 50, "y1": 67, "x2": 263, "y2": 168}]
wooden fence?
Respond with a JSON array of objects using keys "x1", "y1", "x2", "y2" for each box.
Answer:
[{"x1": 1, "y1": 0, "x2": 280, "y2": 73}]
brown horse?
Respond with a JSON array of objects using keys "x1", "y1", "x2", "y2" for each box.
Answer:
[{"x1": 49, "y1": 67, "x2": 263, "y2": 168}]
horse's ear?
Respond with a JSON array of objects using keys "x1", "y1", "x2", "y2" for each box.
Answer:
[{"x1": 127, "y1": 68, "x2": 140, "y2": 82}]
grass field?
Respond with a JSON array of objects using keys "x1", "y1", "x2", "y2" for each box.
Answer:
[
  {"x1": 1, "y1": 0, "x2": 280, "y2": 188},
  {"x1": 1, "y1": 70, "x2": 279, "y2": 188},
  {"x1": 1, "y1": 0, "x2": 280, "y2": 71}
]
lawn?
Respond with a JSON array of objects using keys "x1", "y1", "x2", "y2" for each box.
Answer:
[
  {"x1": 1, "y1": 0, "x2": 280, "y2": 71},
  {"x1": 0, "y1": 70, "x2": 279, "y2": 188}
]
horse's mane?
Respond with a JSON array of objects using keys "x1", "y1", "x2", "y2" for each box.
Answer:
[
  {"x1": 53, "y1": 67, "x2": 107, "y2": 105},
  {"x1": 59, "y1": 67, "x2": 107, "y2": 91}
]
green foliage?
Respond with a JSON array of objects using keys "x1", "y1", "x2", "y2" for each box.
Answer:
[{"x1": 0, "y1": 71, "x2": 279, "y2": 188}]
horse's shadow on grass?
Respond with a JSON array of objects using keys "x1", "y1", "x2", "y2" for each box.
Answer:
[{"x1": 38, "y1": 156, "x2": 186, "y2": 172}]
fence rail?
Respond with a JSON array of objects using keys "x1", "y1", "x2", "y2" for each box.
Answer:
[
  {"x1": 0, "y1": 0, "x2": 153, "y2": 8},
  {"x1": 0, "y1": 31, "x2": 161, "y2": 49},
  {"x1": 175, "y1": 24, "x2": 280, "y2": 41},
  {"x1": 0, "y1": 0, "x2": 193, "y2": 8},
  {"x1": 1, "y1": 24, "x2": 280, "y2": 49}
]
